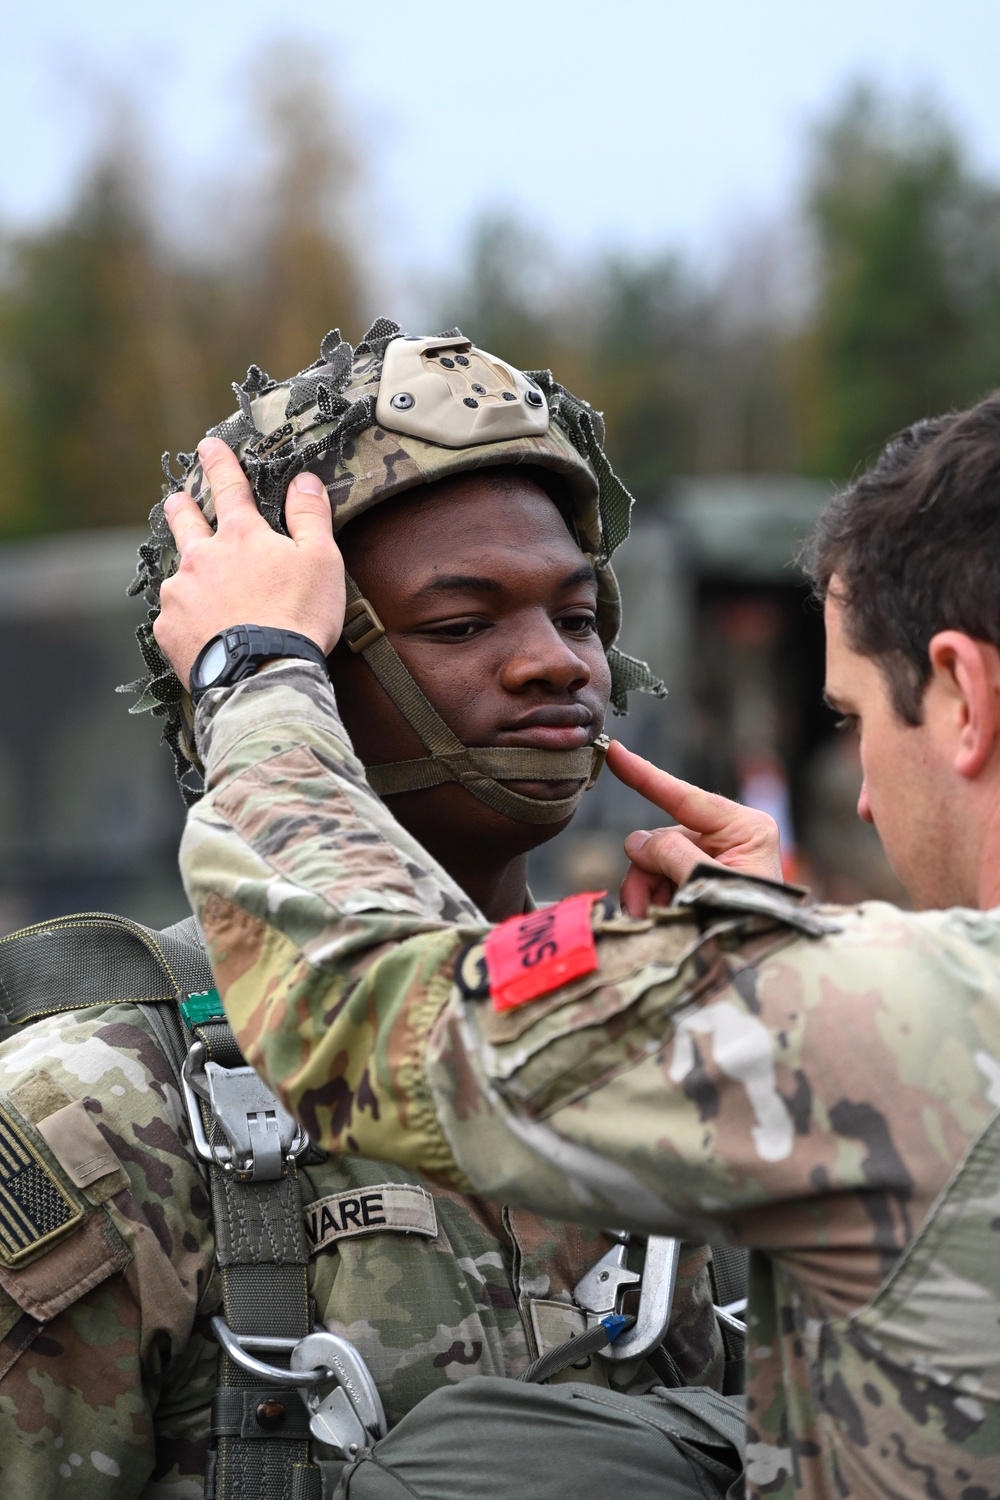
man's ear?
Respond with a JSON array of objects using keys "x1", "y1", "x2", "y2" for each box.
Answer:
[{"x1": 927, "y1": 631, "x2": 1000, "y2": 780}]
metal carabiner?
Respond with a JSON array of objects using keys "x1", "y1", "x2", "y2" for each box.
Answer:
[
  {"x1": 572, "y1": 1241, "x2": 641, "y2": 1321},
  {"x1": 211, "y1": 1318, "x2": 388, "y2": 1458},
  {"x1": 210, "y1": 1317, "x2": 330, "y2": 1388},
  {"x1": 573, "y1": 1234, "x2": 682, "y2": 1363},
  {"x1": 291, "y1": 1331, "x2": 388, "y2": 1457}
]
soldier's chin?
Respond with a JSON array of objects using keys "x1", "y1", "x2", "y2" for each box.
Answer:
[{"x1": 500, "y1": 779, "x2": 586, "y2": 802}]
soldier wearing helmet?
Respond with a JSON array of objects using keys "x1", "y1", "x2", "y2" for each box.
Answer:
[
  {"x1": 137, "y1": 319, "x2": 658, "y2": 828},
  {"x1": 0, "y1": 321, "x2": 739, "y2": 1498}
]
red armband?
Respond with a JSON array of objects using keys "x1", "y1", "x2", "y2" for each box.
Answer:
[{"x1": 484, "y1": 891, "x2": 606, "y2": 1012}]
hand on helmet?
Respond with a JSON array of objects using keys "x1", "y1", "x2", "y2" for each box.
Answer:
[
  {"x1": 606, "y1": 741, "x2": 784, "y2": 917},
  {"x1": 154, "y1": 439, "x2": 345, "y2": 689}
]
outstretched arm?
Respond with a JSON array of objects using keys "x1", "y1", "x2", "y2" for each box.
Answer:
[{"x1": 161, "y1": 446, "x2": 969, "y2": 1252}]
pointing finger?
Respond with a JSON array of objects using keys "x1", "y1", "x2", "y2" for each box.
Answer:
[
  {"x1": 607, "y1": 741, "x2": 736, "y2": 837},
  {"x1": 163, "y1": 490, "x2": 213, "y2": 553},
  {"x1": 198, "y1": 438, "x2": 259, "y2": 529}
]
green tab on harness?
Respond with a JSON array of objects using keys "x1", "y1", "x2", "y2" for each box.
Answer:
[{"x1": 180, "y1": 988, "x2": 225, "y2": 1026}]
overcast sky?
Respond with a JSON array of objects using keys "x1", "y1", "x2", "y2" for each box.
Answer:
[{"x1": 4, "y1": 1, "x2": 999, "y2": 288}]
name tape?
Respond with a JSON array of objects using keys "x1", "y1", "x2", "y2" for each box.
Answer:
[
  {"x1": 304, "y1": 1184, "x2": 438, "y2": 1256},
  {"x1": 484, "y1": 891, "x2": 606, "y2": 1012}
]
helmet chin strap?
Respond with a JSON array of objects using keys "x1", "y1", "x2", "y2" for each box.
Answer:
[{"x1": 341, "y1": 575, "x2": 609, "y2": 826}]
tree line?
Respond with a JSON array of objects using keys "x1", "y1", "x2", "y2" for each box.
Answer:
[{"x1": 2, "y1": 73, "x2": 1000, "y2": 537}]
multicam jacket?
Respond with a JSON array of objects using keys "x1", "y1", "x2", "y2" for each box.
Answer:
[
  {"x1": 0, "y1": 889, "x2": 720, "y2": 1496},
  {"x1": 178, "y1": 661, "x2": 1000, "y2": 1500}
]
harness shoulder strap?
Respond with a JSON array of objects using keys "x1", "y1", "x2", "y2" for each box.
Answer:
[
  {"x1": 0, "y1": 910, "x2": 212, "y2": 1031},
  {"x1": 0, "y1": 911, "x2": 322, "y2": 1500}
]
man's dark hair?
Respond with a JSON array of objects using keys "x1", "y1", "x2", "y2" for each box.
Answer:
[{"x1": 801, "y1": 390, "x2": 1000, "y2": 724}]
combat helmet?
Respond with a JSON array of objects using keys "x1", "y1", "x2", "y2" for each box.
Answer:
[{"x1": 125, "y1": 317, "x2": 666, "y2": 819}]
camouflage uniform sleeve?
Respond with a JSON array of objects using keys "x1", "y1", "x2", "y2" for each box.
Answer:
[
  {"x1": 0, "y1": 1005, "x2": 217, "y2": 1498},
  {"x1": 182, "y1": 663, "x2": 998, "y2": 1260},
  {"x1": 183, "y1": 662, "x2": 486, "y2": 1183},
  {"x1": 185, "y1": 665, "x2": 729, "y2": 1392}
]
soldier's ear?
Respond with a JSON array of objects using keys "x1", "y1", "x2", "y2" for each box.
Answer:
[{"x1": 926, "y1": 631, "x2": 1000, "y2": 780}]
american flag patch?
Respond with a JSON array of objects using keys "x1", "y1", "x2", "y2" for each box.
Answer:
[{"x1": 0, "y1": 1107, "x2": 83, "y2": 1267}]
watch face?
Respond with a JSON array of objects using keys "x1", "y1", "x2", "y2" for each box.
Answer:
[{"x1": 196, "y1": 638, "x2": 228, "y2": 689}]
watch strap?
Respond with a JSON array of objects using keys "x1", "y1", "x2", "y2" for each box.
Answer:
[{"x1": 190, "y1": 624, "x2": 328, "y2": 704}]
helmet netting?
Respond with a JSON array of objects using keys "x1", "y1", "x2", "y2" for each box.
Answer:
[{"x1": 121, "y1": 318, "x2": 665, "y2": 803}]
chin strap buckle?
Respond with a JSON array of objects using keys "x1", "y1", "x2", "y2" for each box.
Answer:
[
  {"x1": 585, "y1": 734, "x2": 612, "y2": 790},
  {"x1": 181, "y1": 1040, "x2": 309, "y2": 1181},
  {"x1": 343, "y1": 596, "x2": 386, "y2": 654}
]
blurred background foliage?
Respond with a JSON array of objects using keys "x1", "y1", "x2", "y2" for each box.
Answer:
[
  {"x1": 2, "y1": 56, "x2": 998, "y2": 926},
  {"x1": 2, "y1": 70, "x2": 999, "y2": 537},
  {"x1": 0, "y1": 54, "x2": 367, "y2": 537}
]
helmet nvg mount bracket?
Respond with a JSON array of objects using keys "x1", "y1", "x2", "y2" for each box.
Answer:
[{"x1": 374, "y1": 334, "x2": 550, "y2": 448}]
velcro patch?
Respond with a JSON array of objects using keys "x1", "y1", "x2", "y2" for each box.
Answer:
[
  {"x1": 37, "y1": 1100, "x2": 123, "y2": 1190},
  {"x1": 485, "y1": 891, "x2": 605, "y2": 1011},
  {"x1": 304, "y1": 1185, "x2": 438, "y2": 1255},
  {"x1": 0, "y1": 1105, "x2": 83, "y2": 1267}
]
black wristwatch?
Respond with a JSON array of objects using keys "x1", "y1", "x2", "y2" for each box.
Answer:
[{"x1": 189, "y1": 624, "x2": 328, "y2": 704}]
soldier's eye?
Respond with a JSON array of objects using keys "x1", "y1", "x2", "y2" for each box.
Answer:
[
  {"x1": 835, "y1": 714, "x2": 859, "y2": 734},
  {"x1": 433, "y1": 621, "x2": 484, "y2": 639},
  {"x1": 559, "y1": 613, "x2": 597, "y2": 636}
]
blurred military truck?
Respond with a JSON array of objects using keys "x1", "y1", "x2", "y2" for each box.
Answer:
[{"x1": 0, "y1": 528, "x2": 187, "y2": 933}]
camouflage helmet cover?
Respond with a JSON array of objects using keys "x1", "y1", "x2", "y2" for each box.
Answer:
[{"x1": 125, "y1": 317, "x2": 665, "y2": 800}]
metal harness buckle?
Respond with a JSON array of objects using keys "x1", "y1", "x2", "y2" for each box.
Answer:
[
  {"x1": 181, "y1": 1039, "x2": 308, "y2": 1180},
  {"x1": 573, "y1": 1234, "x2": 681, "y2": 1362},
  {"x1": 211, "y1": 1318, "x2": 388, "y2": 1457}
]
